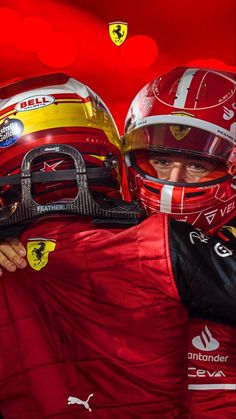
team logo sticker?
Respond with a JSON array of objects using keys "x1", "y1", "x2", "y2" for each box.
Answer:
[
  {"x1": 169, "y1": 112, "x2": 192, "y2": 141},
  {"x1": 15, "y1": 95, "x2": 55, "y2": 112},
  {"x1": 27, "y1": 238, "x2": 56, "y2": 271},
  {"x1": 0, "y1": 118, "x2": 24, "y2": 148},
  {"x1": 170, "y1": 124, "x2": 191, "y2": 141},
  {"x1": 109, "y1": 21, "x2": 128, "y2": 46}
]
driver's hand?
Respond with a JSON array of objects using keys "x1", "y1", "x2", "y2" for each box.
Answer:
[{"x1": 0, "y1": 238, "x2": 27, "y2": 276}]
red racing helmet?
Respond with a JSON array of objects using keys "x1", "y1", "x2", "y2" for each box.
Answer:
[
  {"x1": 124, "y1": 67, "x2": 236, "y2": 233},
  {"x1": 0, "y1": 73, "x2": 123, "y2": 223}
]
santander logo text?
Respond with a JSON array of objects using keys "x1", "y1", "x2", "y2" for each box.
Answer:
[{"x1": 192, "y1": 325, "x2": 220, "y2": 351}]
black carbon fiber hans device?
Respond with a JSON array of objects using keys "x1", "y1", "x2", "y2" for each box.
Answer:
[{"x1": 0, "y1": 144, "x2": 143, "y2": 228}]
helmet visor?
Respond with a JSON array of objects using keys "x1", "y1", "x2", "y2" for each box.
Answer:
[
  {"x1": 124, "y1": 124, "x2": 234, "y2": 163},
  {"x1": 131, "y1": 149, "x2": 229, "y2": 184}
]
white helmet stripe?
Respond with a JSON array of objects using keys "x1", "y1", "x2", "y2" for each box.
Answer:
[
  {"x1": 173, "y1": 68, "x2": 198, "y2": 108},
  {"x1": 160, "y1": 185, "x2": 174, "y2": 213},
  {"x1": 0, "y1": 77, "x2": 90, "y2": 111}
]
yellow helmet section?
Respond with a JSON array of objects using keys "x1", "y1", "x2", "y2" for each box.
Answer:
[
  {"x1": 0, "y1": 97, "x2": 120, "y2": 150},
  {"x1": 0, "y1": 73, "x2": 123, "y2": 211}
]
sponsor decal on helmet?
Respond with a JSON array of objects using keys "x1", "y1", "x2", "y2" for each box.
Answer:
[
  {"x1": 220, "y1": 200, "x2": 235, "y2": 216},
  {"x1": 204, "y1": 209, "x2": 218, "y2": 225},
  {"x1": 176, "y1": 216, "x2": 188, "y2": 222},
  {"x1": 169, "y1": 113, "x2": 192, "y2": 140},
  {"x1": 15, "y1": 95, "x2": 55, "y2": 112},
  {"x1": 0, "y1": 118, "x2": 24, "y2": 148},
  {"x1": 109, "y1": 21, "x2": 128, "y2": 46},
  {"x1": 140, "y1": 86, "x2": 155, "y2": 112},
  {"x1": 170, "y1": 124, "x2": 191, "y2": 141},
  {"x1": 217, "y1": 129, "x2": 234, "y2": 141},
  {"x1": 230, "y1": 122, "x2": 236, "y2": 142},
  {"x1": 218, "y1": 90, "x2": 235, "y2": 103},
  {"x1": 223, "y1": 106, "x2": 234, "y2": 121},
  {"x1": 27, "y1": 238, "x2": 56, "y2": 271}
]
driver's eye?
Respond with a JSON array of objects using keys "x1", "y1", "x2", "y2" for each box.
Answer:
[
  {"x1": 187, "y1": 164, "x2": 207, "y2": 172},
  {"x1": 152, "y1": 159, "x2": 172, "y2": 166}
]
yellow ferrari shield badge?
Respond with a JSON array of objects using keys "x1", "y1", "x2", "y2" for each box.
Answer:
[
  {"x1": 109, "y1": 22, "x2": 128, "y2": 46},
  {"x1": 27, "y1": 239, "x2": 56, "y2": 271},
  {"x1": 170, "y1": 124, "x2": 191, "y2": 141},
  {"x1": 170, "y1": 113, "x2": 192, "y2": 141}
]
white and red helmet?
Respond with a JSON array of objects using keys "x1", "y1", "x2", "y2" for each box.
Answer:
[
  {"x1": 0, "y1": 73, "x2": 123, "y2": 222},
  {"x1": 124, "y1": 67, "x2": 236, "y2": 233}
]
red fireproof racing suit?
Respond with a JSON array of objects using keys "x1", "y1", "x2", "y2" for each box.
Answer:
[{"x1": 0, "y1": 214, "x2": 235, "y2": 418}]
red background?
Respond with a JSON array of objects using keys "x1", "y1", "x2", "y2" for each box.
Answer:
[{"x1": 0, "y1": 0, "x2": 235, "y2": 132}]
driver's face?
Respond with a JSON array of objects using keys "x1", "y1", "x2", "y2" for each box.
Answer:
[{"x1": 148, "y1": 153, "x2": 221, "y2": 183}]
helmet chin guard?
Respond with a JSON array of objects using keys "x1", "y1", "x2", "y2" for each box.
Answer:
[{"x1": 0, "y1": 144, "x2": 143, "y2": 228}]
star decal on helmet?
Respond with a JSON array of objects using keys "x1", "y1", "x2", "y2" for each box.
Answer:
[{"x1": 40, "y1": 160, "x2": 64, "y2": 172}]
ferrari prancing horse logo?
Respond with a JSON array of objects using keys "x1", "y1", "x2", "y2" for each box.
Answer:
[
  {"x1": 109, "y1": 22, "x2": 128, "y2": 46},
  {"x1": 27, "y1": 239, "x2": 56, "y2": 271},
  {"x1": 170, "y1": 124, "x2": 191, "y2": 141},
  {"x1": 170, "y1": 112, "x2": 192, "y2": 141}
]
